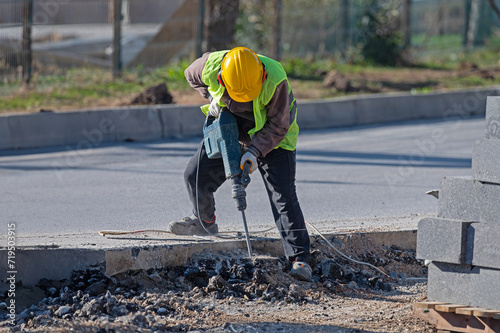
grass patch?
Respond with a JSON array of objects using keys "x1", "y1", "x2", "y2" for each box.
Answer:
[
  {"x1": 412, "y1": 33, "x2": 463, "y2": 50},
  {"x1": 1, "y1": 46, "x2": 499, "y2": 114},
  {"x1": 0, "y1": 61, "x2": 193, "y2": 113}
]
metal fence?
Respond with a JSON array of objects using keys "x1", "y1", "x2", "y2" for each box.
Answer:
[
  {"x1": 0, "y1": 0, "x2": 198, "y2": 83},
  {"x1": 1, "y1": 0, "x2": 499, "y2": 86},
  {"x1": 241, "y1": 0, "x2": 500, "y2": 58},
  {"x1": 410, "y1": 0, "x2": 500, "y2": 53}
]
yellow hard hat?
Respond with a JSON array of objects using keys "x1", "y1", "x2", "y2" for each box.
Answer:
[{"x1": 219, "y1": 47, "x2": 265, "y2": 103}]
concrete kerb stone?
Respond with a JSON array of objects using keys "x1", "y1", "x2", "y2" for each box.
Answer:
[
  {"x1": 1, "y1": 86, "x2": 499, "y2": 151},
  {"x1": 416, "y1": 218, "x2": 500, "y2": 270},
  {"x1": 472, "y1": 138, "x2": 500, "y2": 184},
  {"x1": 360, "y1": 229, "x2": 417, "y2": 250},
  {"x1": 104, "y1": 238, "x2": 285, "y2": 277},
  {"x1": 0, "y1": 248, "x2": 105, "y2": 293},
  {"x1": 6, "y1": 112, "x2": 76, "y2": 149},
  {"x1": 466, "y1": 223, "x2": 500, "y2": 270},
  {"x1": 105, "y1": 229, "x2": 418, "y2": 277},
  {"x1": 353, "y1": 93, "x2": 412, "y2": 125},
  {"x1": 438, "y1": 176, "x2": 481, "y2": 222},
  {"x1": 158, "y1": 104, "x2": 206, "y2": 138},
  {"x1": 0, "y1": 117, "x2": 11, "y2": 150},
  {"x1": 421, "y1": 95, "x2": 500, "y2": 311},
  {"x1": 104, "y1": 107, "x2": 163, "y2": 142},
  {"x1": 0, "y1": 229, "x2": 417, "y2": 293},
  {"x1": 427, "y1": 261, "x2": 474, "y2": 306},
  {"x1": 472, "y1": 97, "x2": 500, "y2": 183},
  {"x1": 438, "y1": 176, "x2": 500, "y2": 225},
  {"x1": 428, "y1": 261, "x2": 500, "y2": 309},
  {"x1": 416, "y1": 217, "x2": 472, "y2": 264},
  {"x1": 417, "y1": 218, "x2": 500, "y2": 270},
  {"x1": 477, "y1": 183, "x2": 500, "y2": 224},
  {"x1": 297, "y1": 98, "x2": 356, "y2": 129},
  {"x1": 1, "y1": 106, "x2": 166, "y2": 150},
  {"x1": 486, "y1": 96, "x2": 500, "y2": 140}
]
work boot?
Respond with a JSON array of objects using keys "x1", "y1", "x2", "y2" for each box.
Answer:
[
  {"x1": 169, "y1": 214, "x2": 218, "y2": 235},
  {"x1": 290, "y1": 257, "x2": 313, "y2": 282}
]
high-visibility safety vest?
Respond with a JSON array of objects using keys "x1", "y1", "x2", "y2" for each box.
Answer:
[{"x1": 200, "y1": 50, "x2": 299, "y2": 151}]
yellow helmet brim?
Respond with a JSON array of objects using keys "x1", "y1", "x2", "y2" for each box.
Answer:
[{"x1": 226, "y1": 82, "x2": 262, "y2": 103}]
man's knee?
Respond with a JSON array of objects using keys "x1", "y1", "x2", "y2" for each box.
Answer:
[{"x1": 184, "y1": 164, "x2": 197, "y2": 186}]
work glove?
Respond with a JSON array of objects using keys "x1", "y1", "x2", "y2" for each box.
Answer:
[
  {"x1": 240, "y1": 146, "x2": 260, "y2": 174},
  {"x1": 208, "y1": 99, "x2": 222, "y2": 117}
]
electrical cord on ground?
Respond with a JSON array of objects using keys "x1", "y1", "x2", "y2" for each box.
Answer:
[
  {"x1": 99, "y1": 228, "x2": 275, "y2": 236},
  {"x1": 305, "y1": 221, "x2": 390, "y2": 278}
]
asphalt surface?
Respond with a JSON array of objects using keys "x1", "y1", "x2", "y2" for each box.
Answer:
[{"x1": 0, "y1": 116, "x2": 484, "y2": 242}]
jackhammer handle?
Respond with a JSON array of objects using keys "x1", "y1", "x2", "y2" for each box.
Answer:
[{"x1": 241, "y1": 160, "x2": 252, "y2": 186}]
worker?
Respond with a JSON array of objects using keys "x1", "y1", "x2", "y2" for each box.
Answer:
[{"x1": 169, "y1": 47, "x2": 312, "y2": 281}]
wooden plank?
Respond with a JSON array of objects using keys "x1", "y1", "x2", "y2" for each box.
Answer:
[
  {"x1": 473, "y1": 308, "x2": 500, "y2": 318},
  {"x1": 435, "y1": 304, "x2": 467, "y2": 313},
  {"x1": 455, "y1": 307, "x2": 484, "y2": 316},
  {"x1": 427, "y1": 309, "x2": 500, "y2": 333},
  {"x1": 415, "y1": 301, "x2": 448, "y2": 310},
  {"x1": 492, "y1": 312, "x2": 500, "y2": 320},
  {"x1": 428, "y1": 309, "x2": 472, "y2": 332}
]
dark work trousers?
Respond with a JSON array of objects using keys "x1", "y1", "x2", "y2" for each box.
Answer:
[{"x1": 184, "y1": 140, "x2": 311, "y2": 260}]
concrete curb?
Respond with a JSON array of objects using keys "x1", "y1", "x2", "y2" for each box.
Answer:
[
  {"x1": 0, "y1": 105, "x2": 205, "y2": 151},
  {"x1": 0, "y1": 229, "x2": 417, "y2": 292},
  {"x1": 298, "y1": 86, "x2": 499, "y2": 129},
  {"x1": 1, "y1": 86, "x2": 499, "y2": 151}
]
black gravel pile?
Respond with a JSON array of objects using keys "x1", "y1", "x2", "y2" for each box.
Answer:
[{"x1": 0, "y1": 242, "x2": 425, "y2": 332}]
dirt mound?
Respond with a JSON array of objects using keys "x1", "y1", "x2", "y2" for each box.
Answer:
[
  {"x1": 130, "y1": 83, "x2": 174, "y2": 105},
  {"x1": 456, "y1": 61, "x2": 496, "y2": 80}
]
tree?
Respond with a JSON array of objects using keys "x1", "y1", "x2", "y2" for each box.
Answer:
[
  {"x1": 359, "y1": 0, "x2": 402, "y2": 66},
  {"x1": 487, "y1": 0, "x2": 500, "y2": 20},
  {"x1": 464, "y1": 0, "x2": 493, "y2": 48},
  {"x1": 203, "y1": 0, "x2": 240, "y2": 52}
]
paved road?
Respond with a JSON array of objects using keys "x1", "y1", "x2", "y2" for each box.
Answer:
[{"x1": 0, "y1": 116, "x2": 484, "y2": 237}]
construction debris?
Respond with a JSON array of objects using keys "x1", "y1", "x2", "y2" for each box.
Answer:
[{"x1": 1, "y1": 235, "x2": 433, "y2": 332}]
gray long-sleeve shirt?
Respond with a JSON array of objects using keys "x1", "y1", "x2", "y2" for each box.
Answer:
[{"x1": 184, "y1": 52, "x2": 291, "y2": 157}]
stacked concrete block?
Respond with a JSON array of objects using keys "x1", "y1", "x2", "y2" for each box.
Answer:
[
  {"x1": 427, "y1": 262, "x2": 500, "y2": 310},
  {"x1": 417, "y1": 96, "x2": 500, "y2": 309},
  {"x1": 472, "y1": 97, "x2": 500, "y2": 184},
  {"x1": 438, "y1": 176, "x2": 500, "y2": 224},
  {"x1": 417, "y1": 217, "x2": 472, "y2": 264},
  {"x1": 466, "y1": 223, "x2": 500, "y2": 268}
]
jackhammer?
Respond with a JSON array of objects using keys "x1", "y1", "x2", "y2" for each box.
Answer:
[{"x1": 202, "y1": 109, "x2": 253, "y2": 257}]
